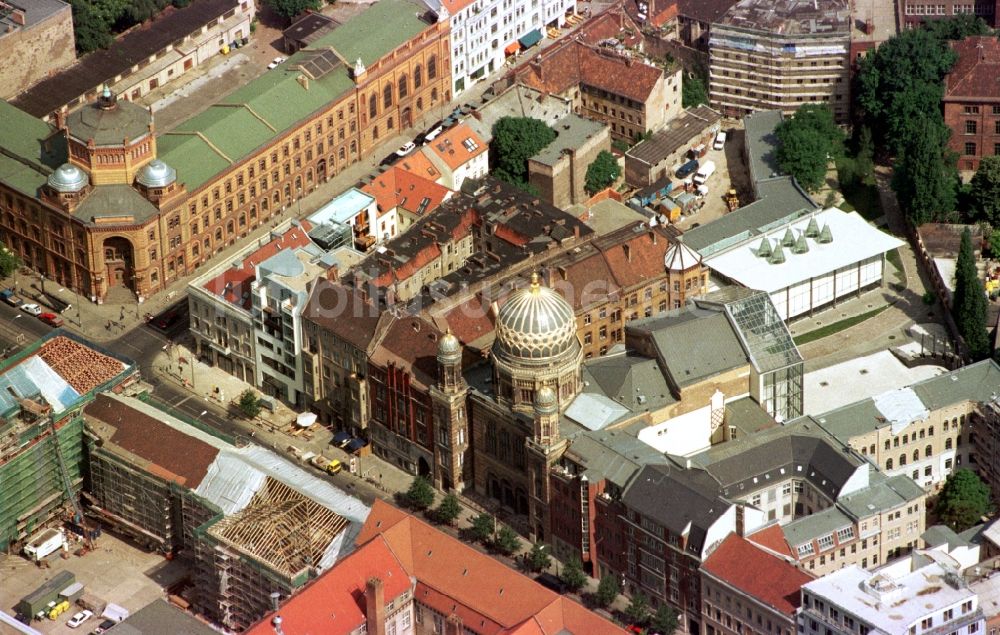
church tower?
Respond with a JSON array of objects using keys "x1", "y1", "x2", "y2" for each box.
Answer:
[{"x1": 430, "y1": 330, "x2": 470, "y2": 492}]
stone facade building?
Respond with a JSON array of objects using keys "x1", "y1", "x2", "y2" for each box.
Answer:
[
  {"x1": 0, "y1": 0, "x2": 75, "y2": 100},
  {"x1": 0, "y1": 0, "x2": 451, "y2": 304},
  {"x1": 527, "y1": 114, "x2": 610, "y2": 209}
]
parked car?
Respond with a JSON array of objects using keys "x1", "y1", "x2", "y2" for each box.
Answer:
[
  {"x1": 693, "y1": 159, "x2": 716, "y2": 185},
  {"x1": 20, "y1": 303, "x2": 41, "y2": 316},
  {"x1": 675, "y1": 159, "x2": 699, "y2": 178},
  {"x1": 67, "y1": 610, "x2": 93, "y2": 628},
  {"x1": 395, "y1": 141, "x2": 417, "y2": 157},
  {"x1": 39, "y1": 312, "x2": 64, "y2": 327},
  {"x1": 713, "y1": 131, "x2": 728, "y2": 150},
  {"x1": 92, "y1": 618, "x2": 116, "y2": 634},
  {"x1": 3, "y1": 293, "x2": 21, "y2": 307},
  {"x1": 534, "y1": 573, "x2": 567, "y2": 594},
  {"x1": 419, "y1": 120, "x2": 446, "y2": 144},
  {"x1": 153, "y1": 310, "x2": 182, "y2": 330},
  {"x1": 267, "y1": 56, "x2": 286, "y2": 69}
]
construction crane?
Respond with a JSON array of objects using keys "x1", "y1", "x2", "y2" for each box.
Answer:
[{"x1": 47, "y1": 418, "x2": 92, "y2": 550}]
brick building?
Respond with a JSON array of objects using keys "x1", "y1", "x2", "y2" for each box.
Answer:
[
  {"x1": 0, "y1": 0, "x2": 75, "y2": 100},
  {"x1": 901, "y1": 0, "x2": 998, "y2": 29},
  {"x1": 943, "y1": 36, "x2": 1000, "y2": 172},
  {"x1": 0, "y1": 0, "x2": 451, "y2": 303},
  {"x1": 528, "y1": 113, "x2": 610, "y2": 209}
]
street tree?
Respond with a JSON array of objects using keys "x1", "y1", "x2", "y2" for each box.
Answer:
[
  {"x1": 433, "y1": 492, "x2": 461, "y2": 525},
  {"x1": 585, "y1": 150, "x2": 621, "y2": 195},
  {"x1": 265, "y1": 0, "x2": 320, "y2": 21},
  {"x1": 625, "y1": 591, "x2": 650, "y2": 625},
  {"x1": 952, "y1": 227, "x2": 991, "y2": 359},
  {"x1": 0, "y1": 247, "x2": 20, "y2": 279},
  {"x1": 236, "y1": 389, "x2": 261, "y2": 419},
  {"x1": 650, "y1": 605, "x2": 680, "y2": 635},
  {"x1": 405, "y1": 476, "x2": 435, "y2": 511},
  {"x1": 968, "y1": 156, "x2": 1000, "y2": 226},
  {"x1": 491, "y1": 117, "x2": 556, "y2": 187},
  {"x1": 935, "y1": 468, "x2": 992, "y2": 531},
  {"x1": 494, "y1": 526, "x2": 522, "y2": 556},
  {"x1": 775, "y1": 104, "x2": 844, "y2": 192},
  {"x1": 526, "y1": 542, "x2": 551, "y2": 573},
  {"x1": 469, "y1": 513, "x2": 495, "y2": 544},
  {"x1": 560, "y1": 556, "x2": 588, "y2": 593},
  {"x1": 891, "y1": 115, "x2": 957, "y2": 225},
  {"x1": 594, "y1": 574, "x2": 620, "y2": 609}
]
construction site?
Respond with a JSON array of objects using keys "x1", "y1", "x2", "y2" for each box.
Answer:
[
  {"x1": 82, "y1": 391, "x2": 368, "y2": 632},
  {"x1": 0, "y1": 333, "x2": 136, "y2": 551}
]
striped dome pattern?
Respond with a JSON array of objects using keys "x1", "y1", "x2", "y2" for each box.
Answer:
[{"x1": 494, "y1": 274, "x2": 578, "y2": 360}]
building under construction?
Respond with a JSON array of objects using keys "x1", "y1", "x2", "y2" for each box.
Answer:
[
  {"x1": 0, "y1": 333, "x2": 135, "y2": 550},
  {"x1": 82, "y1": 391, "x2": 368, "y2": 632}
]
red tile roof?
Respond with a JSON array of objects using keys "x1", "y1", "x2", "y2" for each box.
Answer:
[
  {"x1": 425, "y1": 122, "x2": 488, "y2": 171},
  {"x1": 512, "y1": 39, "x2": 664, "y2": 103},
  {"x1": 397, "y1": 150, "x2": 443, "y2": 182},
  {"x1": 945, "y1": 36, "x2": 1000, "y2": 100},
  {"x1": 35, "y1": 336, "x2": 128, "y2": 395},
  {"x1": 577, "y1": 7, "x2": 643, "y2": 47},
  {"x1": 362, "y1": 165, "x2": 452, "y2": 217},
  {"x1": 434, "y1": 293, "x2": 501, "y2": 349},
  {"x1": 598, "y1": 224, "x2": 675, "y2": 289},
  {"x1": 202, "y1": 223, "x2": 314, "y2": 310},
  {"x1": 747, "y1": 524, "x2": 794, "y2": 558},
  {"x1": 84, "y1": 394, "x2": 219, "y2": 488},
  {"x1": 244, "y1": 535, "x2": 411, "y2": 635},
  {"x1": 369, "y1": 316, "x2": 443, "y2": 389},
  {"x1": 357, "y1": 501, "x2": 628, "y2": 635},
  {"x1": 703, "y1": 534, "x2": 811, "y2": 617}
]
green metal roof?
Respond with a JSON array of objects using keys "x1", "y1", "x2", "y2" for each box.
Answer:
[
  {"x1": 0, "y1": 100, "x2": 65, "y2": 195},
  {"x1": 157, "y1": 59, "x2": 355, "y2": 191},
  {"x1": 311, "y1": 0, "x2": 432, "y2": 67}
]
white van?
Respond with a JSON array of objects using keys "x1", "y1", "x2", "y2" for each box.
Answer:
[{"x1": 693, "y1": 160, "x2": 716, "y2": 185}]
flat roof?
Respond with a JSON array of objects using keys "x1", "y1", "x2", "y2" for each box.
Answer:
[
  {"x1": 308, "y1": 188, "x2": 375, "y2": 225},
  {"x1": 703, "y1": 208, "x2": 903, "y2": 293},
  {"x1": 716, "y1": 0, "x2": 851, "y2": 34},
  {"x1": 744, "y1": 110, "x2": 784, "y2": 183},
  {"x1": 804, "y1": 350, "x2": 946, "y2": 414},
  {"x1": 0, "y1": 0, "x2": 68, "y2": 32},
  {"x1": 530, "y1": 114, "x2": 607, "y2": 167}
]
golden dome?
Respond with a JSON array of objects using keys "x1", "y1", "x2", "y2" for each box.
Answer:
[
  {"x1": 437, "y1": 329, "x2": 461, "y2": 362},
  {"x1": 494, "y1": 273, "x2": 578, "y2": 361}
]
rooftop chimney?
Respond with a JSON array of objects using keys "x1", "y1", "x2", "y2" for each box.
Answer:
[{"x1": 365, "y1": 578, "x2": 386, "y2": 635}]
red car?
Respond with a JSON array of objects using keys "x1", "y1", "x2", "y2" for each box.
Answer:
[{"x1": 38, "y1": 312, "x2": 64, "y2": 327}]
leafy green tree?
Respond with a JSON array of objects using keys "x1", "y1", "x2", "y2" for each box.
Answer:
[
  {"x1": 69, "y1": 0, "x2": 124, "y2": 52},
  {"x1": 0, "y1": 247, "x2": 21, "y2": 279},
  {"x1": 526, "y1": 542, "x2": 551, "y2": 573},
  {"x1": 594, "y1": 574, "x2": 620, "y2": 609},
  {"x1": 935, "y1": 468, "x2": 992, "y2": 531},
  {"x1": 433, "y1": 492, "x2": 461, "y2": 525},
  {"x1": 775, "y1": 104, "x2": 844, "y2": 192},
  {"x1": 854, "y1": 125, "x2": 876, "y2": 187},
  {"x1": 682, "y1": 72, "x2": 709, "y2": 108},
  {"x1": 491, "y1": 117, "x2": 556, "y2": 185},
  {"x1": 494, "y1": 525, "x2": 521, "y2": 556},
  {"x1": 560, "y1": 556, "x2": 587, "y2": 593},
  {"x1": 236, "y1": 389, "x2": 261, "y2": 418},
  {"x1": 856, "y1": 27, "x2": 957, "y2": 150},
  {"x1": 469, "y1": 513, "x2": 495, "y2": 544},
  {"x1": 952, "y1": 227, "x2": 991, "y2": 359},
  {"x1": 625, "y1": 591, "x2": 650, "y2": 625},
  {"x1": 405, "y1": 476, "x2": 435, "y2": 511},
  {"x1": 891, "y1": 115, "x2": 957, "y2": 225},
  {"x1": 265, "y1": 0, "x2": 321, "y2": 21},
  {"x1": 650, "y1": 605, "x2": 679, "y2": 635},
  {"x1": 969, "y1": 156, "x2": 1000, "y2": 226},
  {"x1": 585, "y1": 150, "x2": 621, "y2": 195},
  {"x1": 922, "y1": 14, "x2": 990, "y2": 40}
]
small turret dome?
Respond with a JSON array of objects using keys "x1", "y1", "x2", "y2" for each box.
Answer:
[
  {"x1": 47, "y1": 163, "x2": 88, "y2": 193},
  {"x1": 136, "y1": 160, "x2": 176, "y2": 188},
  {"x1": 534, "y1": 385, "x2": 558, "y2": 415},
  {"x1": 437, "y1": 329, "x2": 461, "y2": 362}
]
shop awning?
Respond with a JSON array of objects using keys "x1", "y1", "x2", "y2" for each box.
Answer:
[
  {"x1": 519, "y1": 29, "x2": 542, "y2": 48},
  {"x1": 504, "y1": 41, "x2": 519, "y2": 56}
]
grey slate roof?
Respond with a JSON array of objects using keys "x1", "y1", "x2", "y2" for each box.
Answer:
[
  {"x1": 744, "y1": 109, "x2": 784, "y2": 184},
  {"x1": 73, "y1": 184, "x2": 160, "y2": 224},
  {"x1": 836, "y1": 471, "x2": 925, "y2": 519},
  {"x1": 582, "y1": 351, "x2": 677, "y2": 411},
  {"x1": 626, "y1": 105, "x2": 722, "y2": 165},
  {"x1": 530, "y1": 114, "x2": 607, "y2": 167},
  {"x1": 64, "y1": 95, "x2": 152, "y2": 146},
  {"x1": 627, "y1": 308, "x2": 749, "y2": 388},
  {"x1": 622, "y1": 463, "x2": 729, "y2": 554},
  {"x1": 110, "y1": 599, "x2": 217, "y2": 635},
  {"x1": 564, "y1": 427, "x2": 668, "y2": 485},
  {"x1": 725, "y1": 396, "x2": 777, "y2": 436},
  {"x1": 922, "y1": 524, "x2": 974, "y2": 551},
  {"x1": 782, "y1": 505, "x2": 854, "y2": 548}
]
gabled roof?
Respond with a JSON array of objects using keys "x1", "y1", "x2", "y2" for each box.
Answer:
[
  {"x1": 945, "y1": 36, "x2": 1000, "y2": 100},
  {"x1": 362, "y1": 165, "x2": 451, "y2": 216},
  {"x1": 369, "y1": 316, "x2": 443, "y2": 389},
  {"x1": 702, "y1": 534, "x2": 813, "y2": 617},
  {"x1": 302, "y1": 278, "x2": 385, "y2": 351},
  {"x1": 0, "y1": 100, "x2": 65, "y2": 195},
  {"x1": 311, "y1": 0, "x2": 433, "y2": 67},
  {"x1": 424, "y1": 122, "x2": 488, "y2": 171},
  {"x1": 397, "y1": 149, "x2": 443, "y2": 182},
  {"x1": 357, "y1": 501, "x2": 627, "y2": 634},
  {"x1": 244, "y1": 535, "x2": 410, "y2": 635}
]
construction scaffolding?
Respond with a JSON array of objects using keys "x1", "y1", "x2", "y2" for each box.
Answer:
[{"x1": 192, "y1": 478, "x2": 350, "y2": 631}]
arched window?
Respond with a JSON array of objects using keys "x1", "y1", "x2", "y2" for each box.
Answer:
[
  {"x1": 414, "y1": 65, "x2": 422, "y2": 88},
  {"x1": 431, "y1": 87, "x2": 438, "y2": 103},
  {"x1": 886, "y1": 458, "x2": 893, "y2": 470},
  {"x1": 945, "y1": 438, "x2": 953, "y2": 450},
  {"x1": 369, "y1": 93, "x2": 378, "y2": 118},
  {"x1": 428, "y1": 55, "x2": 437, "y2": 79},
  {"x1": 398, "y1": 74, "x2": 408, "y2": 99},
  {"x1": 912, "y1": 450, "x2": 919, "y2": 462},
  {"x1": 373, "y1": 126, "x2": 379, "y2": 141},
  {"x1": 383, "y1": 83, "x2": 393, "y2": 109},
  {"x1": 899, "y1": 453, "x2": 906, "y2": 466},
  {"x1": 925, "y1": 445, "x2": 932, "y2": 458}
]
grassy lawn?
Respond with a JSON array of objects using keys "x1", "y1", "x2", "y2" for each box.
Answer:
[
  {"x1": 793, "y1": 304, "x2": 891, "y2": 346},
  {"x1": 838, "y1": 182, "x2": 883, "y2": 222}
]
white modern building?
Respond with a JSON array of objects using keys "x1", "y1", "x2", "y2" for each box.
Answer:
[
  {"x1": 308, "y1": 188, "x2": 393, "y2": 252},
  {"x1": 420, "y1": 122, "x2": 489, "y2": 190},
  {"x1": 800, "y1": 552, "x2": 985, "y2": 635},
  {"x1": 425, "y1": 0, "x2": 574, "y2": 95},
  {"x1": 697, "y1": 207, "x2": 904, "y2": 320}
]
